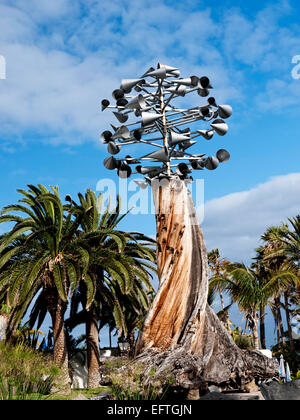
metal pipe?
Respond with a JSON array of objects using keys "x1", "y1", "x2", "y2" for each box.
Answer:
[{"x1": 159, "y1": 80, "x2": 171, "y2": 176}]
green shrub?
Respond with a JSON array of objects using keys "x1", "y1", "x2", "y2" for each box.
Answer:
[
  {"x1": 228, "y1": 324, "x2": 254, "y2": 350},
  {"x1": 271, "y1": 342, "x2": 300, "y2": 376},
  {"x1": 0, "y1": 376, "x2": 52, "y2": 400},
  {"x1": 109, "y1": 362, "x2": 173, "y2": 400},
  {"x1": 0, "y1": 342, "x2": 60, "y2": 400}
]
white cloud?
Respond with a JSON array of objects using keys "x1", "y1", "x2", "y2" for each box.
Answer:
[
  {"x1": 255, "y1": 78, "x2": 300, "y2": 112},
  {"x1": 202, "y1": 172, "x2": 300, "y2": 263},
  {"x1": 3, "y1": 0, "x2": 76, "y2": 21},
  {"x1": 0, "y1": 0, "x2": 299, "y2": 148}
]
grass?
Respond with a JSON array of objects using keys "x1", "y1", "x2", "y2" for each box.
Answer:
[
  {"x1": 0, "y1": 345, "x2": 174, "y2": 400},
  {"x1": 106, "y1": 360, "x2": 174, "y2": 400},
  {"x1": 45, "y1": 387, "x2": 110, "y2": 400},
  {"x1": 0, "y1": 341, "x2": 60, "y2": 400}
]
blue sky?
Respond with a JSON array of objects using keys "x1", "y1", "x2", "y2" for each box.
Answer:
[{"x1": 1, "y1": 0, "x2": 300, "y2": 346}]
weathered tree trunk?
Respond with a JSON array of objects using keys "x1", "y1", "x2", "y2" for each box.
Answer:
[
  {"x1": 86, "y1": 307, "x2": 101, "y2": 388},
  {"x1": 260, "y1": 305, "x2": 266, "y2": 349},
  {"x1": 135, "y1": 178, "x2": 277, "y2": 389}
]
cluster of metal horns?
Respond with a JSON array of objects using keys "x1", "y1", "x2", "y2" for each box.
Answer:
[{"x1": 100, "y1": 62, "x2": 232, "y2": 184}]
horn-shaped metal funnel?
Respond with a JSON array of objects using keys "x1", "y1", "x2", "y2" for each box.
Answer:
[
  {"x1": 143, "y1": 67, "x2": 167, "y2": 79},
  {"x1": 141, "y1": 112, "x2": 163, "y2": 127},
  {"x1": 100, "y1": 130, "x2": 113, "y2": 144},
  {"x1": 167, "y1": 85, "x2": 186, "y2": 97},
  {"x1": 169, "y1": 69, "x2": 181, "y2": 77},
  {"x1": 113, "y1": 111, "x2": 129, "y2": 124},
  {"x1": 179, "y1": 140, "x2": 197, "y2": 151},
  {"x1": 210, "y1": 119, "x2": 228, "y2": 136},
  {"x1": 199, "y1": 76, "x2": 212, "y2": 89},
  {"x1": 191, "y1": 159, "x2": 205, "y2": 170},
  {"x1": 174, "y1": 77, "x2": 195, "y2": 87},
  {"x1": 158, "y1": 63, "x2": 178, "y2": 72},
  {"x1": 117, "y1": 163, "x2": 132, "y2": 178},
  {"x1": 116, "y1": 98, "x2": 128, "y2": 108},
  {"x1": 125, "y1": 94, "x2": 147, "y2": 110},
  {"x1": 103, "y1": 156, "x2": 119, "y2": 170},
  {"x1": 133, "y1": 128, "x2": 143, "y2": 140},
  {"x1": 197, "y1": 88, "x2": 210, "y2": 97},
  {"x1": 208, "y1": 97, "x2": 218, "y2": 107},
  {"x1": 216, "y1": 149, "x2": 230, "y2": 162},
  {"x1": 142, "y1": 66, "x2": 155, "y2": 77},
  {"x1": 168, "y1": 130, "x2": 190, "y2": 146},
  {"x1": 141, "y1": 148, "x2": 169, "y2": 162},
  {"x1": 112, "y1": 125, "x2": 131, "y2": 140},
  {"x1": 107, "y1": 142, "x2": 121, "y2": 155},
  {"x1": 120, "y1": 78, "x2": 144, "y2": 91},
  {"x1": 218, "y1": 105, "x2": 233, "y2": 119},
  {"x1": 205, "y1": 156, "x2": 219, "y2": 170},
  {"x1": 101, "y1": 99, "x2": 110, "y2": 111},
  {"x1": 197, "y1": 130, "x2": 214, "y2": 140},
  {"x1": 136, "y1": 165, "x2": 163, "y2": 175},
  {"x1": 176, "y1": 162, "x2": 191, "y2": 176},
  {"x1": 112, "y1": 89, "x2": 124, "y2": 100}
]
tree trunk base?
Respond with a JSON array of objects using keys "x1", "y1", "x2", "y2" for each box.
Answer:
[{"x1": 135, "y1": 305, "x2": 277, "y2": 390}]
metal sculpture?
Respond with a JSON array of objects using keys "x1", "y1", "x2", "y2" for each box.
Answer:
[
  {"x1": 99, "y1": 64, "x2": 277, "y2": 392},
  {"x1": 100, "y1": 63, "x2": 232, "y2": 183}
]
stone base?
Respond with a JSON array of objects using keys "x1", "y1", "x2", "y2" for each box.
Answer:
[
  {"x1": 200, "y1": 392, "x2": 265, "y2": 400},
  {"x1": 260, "y1": 380, "x2": 300, "y2": 400}
]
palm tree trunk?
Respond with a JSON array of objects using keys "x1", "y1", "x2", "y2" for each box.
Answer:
[
  {"x1": 275, "y1": 296, "x2": 286, "y2": 345},
  {"x1": 252, "y1": 312, "x2": 260, "y2": 350},
  {"x1": 45, "y1": 284, "x2": 70, "y2": 388},
  {"x1": 275, "y1": 314, "x2": 281, "y2": 345},
  {"x1": 271, "y1": 302, "x2": 280, "y2": 344},
  {"x1": 109, "y1": 328, "x2": 112, "y2": 348},
  {"x1": 284, "y1": 291, "x2": 295, "y2": 352},
  {"x1": 296, "y1": 285, "x2": 300, "y2": 306},
  {"x1": 49, "y1": 297, "x2": 68, "y2": 369},
  {"x1": 128, "y1": 330, "x2": 136, "y2": 358},
  {"x1": 218, "y1": 286, "x2": 225, "y2": 311},
  {"x1": 86, "y1": 307, "x2": 101, "y2": 388},
  {"x1": 259, "y1": 304, "x2": 266, "y2": 349},
  {"x1": 49, "y1": 298, "x2": 70, "y2": 391}
]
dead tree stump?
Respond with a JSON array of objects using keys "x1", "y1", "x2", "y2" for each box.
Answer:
[{"x1": 135, "y1": 178, "x2": 277, "y2": 389}]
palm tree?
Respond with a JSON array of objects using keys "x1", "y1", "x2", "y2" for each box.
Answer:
[
  {"x1": 208, "y1": 249, "x2": 231, "y2": 311},
  {"x1": 110, "y1": 278, "x2": 155, "y2": 357},
  {"x1": 260, "y1": 221, "x2": 300, "y2": 350},
  {"x1": 250, "y1": 257, "x2": 272, "y2": 349},
  {"x1": 210, "y1": 262, "x2": 296, "y2": 350},
  {"x1": 0, "y1": 185, "x2": 100, "y2": 379},
  {"x1": 64, "y1": 190, "x2": 156, "y2": 387}
]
